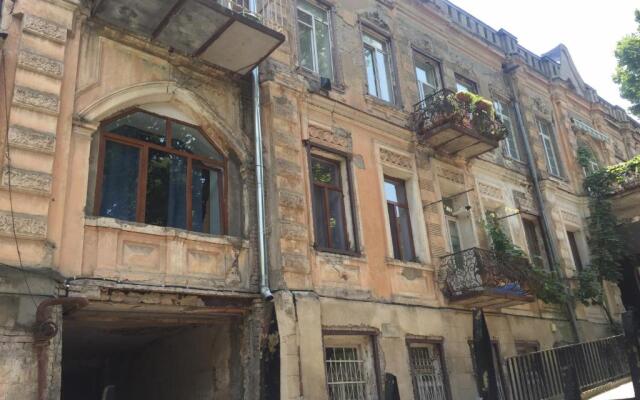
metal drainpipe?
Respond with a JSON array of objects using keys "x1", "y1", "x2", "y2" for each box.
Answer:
[
  {"x1": 503, "y1": 63, "x2": 581, "y2": 341},
  {"x1": 249, "y1": 0, "x2": 273, "y2": 301}
]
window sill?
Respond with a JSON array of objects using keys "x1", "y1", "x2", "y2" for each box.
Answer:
[
  {"x1": 364, "y1": 93, "x2": 402, "y2": 111},
  {"x1": 314, "y1": 246, "x2": 365, "y2": 260},
  {"x1": 385, "y1": 257, "x2": 433, "y2": 271},
  {"x1": 297, "y1": 67, "x2": 345, "y2": 94},
  {"x1": 85, "y1": 216, "x2": 247, "y2": 246}
]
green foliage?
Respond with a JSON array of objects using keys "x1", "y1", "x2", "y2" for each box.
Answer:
[
  {"x1": 574, "y1": 267, "x2": 603, "y2": 306},
  {"x1": 613, "y1": 10, "x2": 640, "y2": 117},
  {"x1": 577, "y1": 145, "x2": 595, "y2": 170},
  {"x1": 483, "y1": 213, "x2": 567, "y2": 304}
]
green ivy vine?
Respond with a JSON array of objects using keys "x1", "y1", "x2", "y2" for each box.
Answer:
[{"x1": 483, "y1": 213, "x2": 567, "y2": 305}]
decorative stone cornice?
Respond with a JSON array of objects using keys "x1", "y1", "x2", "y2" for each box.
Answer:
[
  {"x1": 379, "y1": 148, "x2": 413, "y2": 171},
  {"x1": 1, "y1": 167, "x2": 52, "y2": 194},
  {"x1": 13, "y1": 86, "x2": 59, "y2": 114},
  {"x1": 0, "y1": 211, "x2": 47, "y2": 239},
  {"x1": 478, "y1": 181, "x2": 503, "y2": 200},
  {"x1": 436, "y1": 166, "x2": 464, "y2": 185},
  {"x1": 8, "y1": 125, "x2": 56, "y2": 154},
  {"x1": 561, "y1": 210, "x2": 581, "y2": 226},
  {"x1": 308, "y1": 125, "x2": 352, "y2": 152},
  {"x1": 17, "y1": 50, "x2": 63, "y2": 79},
  {"x1": 22, "y1": 14, "x2": 67, "y2": 44}
]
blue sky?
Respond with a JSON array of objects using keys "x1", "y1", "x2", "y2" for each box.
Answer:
[{"x1": 449, "y1": 0, "x2": 639, "y2": 110}]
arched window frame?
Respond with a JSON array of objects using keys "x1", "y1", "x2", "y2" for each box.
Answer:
[{"x1": 93, "y1": 108, "x2": 228, "y2": 234}]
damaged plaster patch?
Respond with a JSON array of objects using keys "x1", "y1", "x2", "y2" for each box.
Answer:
[{"x1": 401, "y1": 267, "x2": 422, "y2": 280}]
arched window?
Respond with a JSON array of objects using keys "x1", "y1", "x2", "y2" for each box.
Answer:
[{"x1": 95, "y1": 109, "x2": 226, "y2": 234}]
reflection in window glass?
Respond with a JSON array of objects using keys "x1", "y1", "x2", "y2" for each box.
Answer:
[
  {"x1": 145, "y1": 149, "x2": 187, "y2": 229},
  {"x1": 363, "y1": 33, "x2": 393, "y2": 102},
  {"x1": 192, "y1": 164, "x2": 222, "y2": 235},
  {"x1": 297, "y1": 0, "x2": 333, "y2": 79},
  {"x1": 172, "y1": 123, "x2": 223, "y2": 161},
  {"x1": 385, "y1": 177, "x2": 415, "y2": 261},
  {"x1": 103, "y1": 111, "x2": 166, "y2": 144},
  {"x1": 99, "y1": 141, "x2": 140, "y2": 221}
]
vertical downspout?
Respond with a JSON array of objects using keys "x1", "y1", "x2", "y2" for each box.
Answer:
[
  {"x1": 503, "y1": 63, "x2": 581, "y2": 341},
  {"x1": 249, "y1": 0, "x2": 273, "y2": 301}
]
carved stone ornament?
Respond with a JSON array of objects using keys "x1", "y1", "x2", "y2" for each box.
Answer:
[
  {"x1": 512, "y1": 190, "x2": 537, "y2": 214},
  {"x1": 308, "y1": 125, "x2": 353, "y2": 152},
  {"x1": 8, "y1": 125, "x2": 56, "y2": 154},
  {"x1": 0, "y1": 211, "x2": 47, "y2": 238},
  {"x1": 22, "y1": 14, "x2": 67, "y2": 43},
  {"x1": 561, "y1": 210, "x2": 580, "y2": 226},
  {"x1": 360, "y1": 10, "x2": 391, "y2": 32},
  {"x1": 532, "y1": 97, "x2": 551, "y2": 117},
  {"x1": 18, "y1": 50, "x2": 63, "y2": 79},
  {"x1": 1, "y1": 167, "x2": 52, "y2": 194},
  {"x1": 379, "y1": 148, "x2": 413, "y2": 170},
  {"x1": 436, "y1": 166, "x2": 464, "y2": 185},
  {"x1": 478, "y1": 181, "x2": 503, "y2": 200},
  {"x1": 13, "y1": 86, "x2": 59, "y2": 113}
]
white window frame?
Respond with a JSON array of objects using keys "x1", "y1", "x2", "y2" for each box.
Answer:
[
  {"x1": 297, "y1": 0, "x2": 334, "y2": 79},
  {"x1": 415, "y1": 58, "x2": 441, "y2": 102},
  {"x1": 324, "y1": 335, "x2": 379, "y2": 400},
  {"x1": 537, "y1": 119, "x2": 562, "y2": 177},
  {"x1": 363, "y1": 31, "x2": 394, "y2": 103},
  {"x1": 493, "y1": 100, "x2": 520, "y2": 161}
]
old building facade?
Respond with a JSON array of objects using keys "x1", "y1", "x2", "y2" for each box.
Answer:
[{"x1": 0, "y1": 0, "x2": 639, "y2": 399}]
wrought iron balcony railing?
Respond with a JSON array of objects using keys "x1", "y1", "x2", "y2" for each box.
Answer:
[
  {"x1": 612, "y1": 166, "x2": 640, "y2": 194},
  {"x1": 440, "y1": 247, "x2": 535, "y2": 307},
  {"x1": 409, "y1": 89, "x2": 506, "y2": 159}
]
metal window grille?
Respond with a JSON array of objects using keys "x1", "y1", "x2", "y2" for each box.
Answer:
[
  {"x1": 325, "y1": 347, "x2": 368, "y2": 400},
  {"x1": 409, "y1": 345, "x2": 448, "y2": 400}
]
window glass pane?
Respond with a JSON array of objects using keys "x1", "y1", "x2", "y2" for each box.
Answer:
[
  {"x1": 416, "y1": 63, "x2": 438, "y2": 99},
  {"x1": 567, "y1": 231, "x2": 583, "y2": 271},
  {"x1": 99, "y1": 141, "x2": 140, "y2": 221},
  {"x1": 448, "y1": 219, "x2": 462, "y2": 253},
  {"x1": 328, "y1": 189, "x2": 347, "y2": 250},
  {"x1": 298, "y1": 18, "x2": 315, "y2": 71},
  {"x1": 384, "y1": 178, "x2": 407, "y2": 204},
  {"x1": 103, "y1": 111, "x2": 166, "y2": 145},
  {"x1": 364, "y1": 46, "x2": 378, "y2": 97},
  {"x1": 387, "y1": 203, "x2": 401, "y2": 259},
  {"x1": 311, "y1": 157, "x2": 339, "y2": 186},
  {"x1": 171, "y1": 123, "x2": 223, "y2": 161},
  {"x1": 297, "y1": 8, "x2": 313, "y2": 25},
  {"x1": 398, "y1": 207, "x2": 415, "y2": 261},
  {"x1": 313, "y1": 185, "x2": 328, "y2": 247},
  {"x1": 145, "y1": 149, "x2": 187, "y2": 229},
  {"x1": 375, "y1": 49, "x2": 392, "y2": 102},
  {"x1": 363, "y1": 33, "x2": 383, "y2": 50},
  {"x1": 298, "y1": 0, "x2": 326, "y2": 21},
  {"x1": 523, "y1": 219, "x2": 543, "y2": 267},
  {"x1": 192, "y1": 165, "x2": 222, "y2": 235},
  {"x1": 325, "y1": 347, "x2": 368, "y2": 400},
  {"x1": 315, "y1": 20, "x2": 333, "y2": 79},
  {"x1": 410, "y1": 345, "x2": 448, "y2": 400}
]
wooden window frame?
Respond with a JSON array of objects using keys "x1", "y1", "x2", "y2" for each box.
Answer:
[
  {"x1": 413, "y1": 52, "x2": 443, "y2": 102},
  {"x1": 306, "y1": 142, "x2": 360, "y2": 256},
  {"x1": 454, "y1": 73, "x2": 478, "y2": 94},
  {"x1": 296, "y1": 0, "x2": 334, "y2": 79},
  {"x1": 384, "y1": 175, "x2": 416, "y2": 261},
  {"x1": 94, "y1": 108, "x2": 228, "y2": 234},
  {"x1": 362, "y1": 30, "x2": 395, "y2": 103}
]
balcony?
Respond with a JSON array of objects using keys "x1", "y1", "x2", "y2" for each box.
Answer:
[
  {"x1": 611, "y1": 161, "x2": 640, "y2": 222},
  {"x1": 91, "y1": 0, "x2": 286, "y2": 75},
  {"x1": 409, "y1": 89, "x2": 506, "y2": 160},
  {"x1": 440, "y1": 247, "x2": 535, "y2": 308}
]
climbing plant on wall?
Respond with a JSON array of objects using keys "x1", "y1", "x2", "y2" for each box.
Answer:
[{"x1": 483, "y1": 213, "x2": 567, "y2": 305}]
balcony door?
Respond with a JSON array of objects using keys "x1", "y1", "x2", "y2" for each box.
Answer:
[
  {"x1": 446, "y1": 217, "x2": 463, "y2": 254},
  {"x1": 415, "y1": 61, "x2": 440, "y2": 102}
]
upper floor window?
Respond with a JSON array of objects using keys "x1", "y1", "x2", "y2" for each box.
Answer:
[
  {"x1": 566, "y1": 230, "x2": 584, "y2": 272},
  {"x1": 309, "y1": 149, "x2": 357, "y2": 254},
  {"x1": 384, "y1": 176, "x2": 416, "y2": 261},
  {"x1": 537, "y1": 119, "x2": 562, "y2": 177},
  {"x1": 455, "y1": 73, "x2": 478, "y2": 94},
  {"x1": 363, "y1": 32, "x2": 394, "y2": 102},
  {"x1": 297, "y1": 0, "x2": 333, "y2": 79},
  {"x1": 493, "y1": 100, "x2": 520, "y2": 160},
  {"x1": 415, "y1": 56, "x2": 441, "y2": 101},
  {"x1": 95, "y1": 110, "x2": 226, "y2": 234},
  {"x1": 522, "y1": 217, "x2": 548, "y2": 269}
]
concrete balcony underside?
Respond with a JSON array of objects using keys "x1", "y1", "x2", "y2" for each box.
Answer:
[{"x1": 92, "y1": 0, "x2": 285, "y2": 75}]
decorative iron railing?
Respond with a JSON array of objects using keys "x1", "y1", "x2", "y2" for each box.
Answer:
[
  {"x1": 409, "y1": 89, "x2": 507, "y2": 141},
  {"x1": 504, "y1": 335, "x2": 629, "y2": 399},
  {"x1": 218, "y1": 0, "x2": 288, "y2": 32},
  {"x1": 440, "y1": 247, "x2": 533, "y2": 299},
  {"x1": 612, "y1": 165, "x2": 640, "y2": 194}
]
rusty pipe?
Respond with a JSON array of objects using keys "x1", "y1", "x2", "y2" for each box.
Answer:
[{"x1": 35, "y1": 297, "x2": 88, "y2": 400}]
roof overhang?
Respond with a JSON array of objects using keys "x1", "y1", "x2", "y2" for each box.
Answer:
[{"x1": 92, "y1": 0, "x2": 285, "y2": 75}]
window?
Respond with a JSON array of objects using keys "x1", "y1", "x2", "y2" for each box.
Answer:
[
  {"x1": 297, "y1": 0, "x2": 333, "y2": 79},
  {"x1": 537, "y1": 119, "x2": 562, "y2": 177},
  {"x1": 309, "y1": 150, "x2": 357, "y2": 253},
  {"x1": 408, "y1": 342, "x2": 450, "y2": 400},
  {"x1": 324, "y1": 335, "x2": 378, "y2": 400},
  {"x1": 96, "y1": 110, "x2": 225, "y2": 234},
  {"x1": 363, "y1": 32, "x2": 393, "y2": 102},
  {"x1": 522, "y1": 218, "x2": 547, "y2": 269},
  {"x1": 567, "y1": 231, "x2": 583, "y2": 271},
  {"x1": 493, "y1": 100, "x2": 520, "y2": 160},
  {"x1": 384, "y1": 177, "x2": 416, "y2": 261},
  {"x1": 415, "y1": 56, "x2": 441, "y2": 101},
  {"x1": 455, "y1": 74, "x2": 478, "y2": 94},
  {"x1": 443, "y1": 199, "x2": 463, "y2": 254}
]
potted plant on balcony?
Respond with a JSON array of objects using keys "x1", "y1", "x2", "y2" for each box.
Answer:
[
  {"x1": 471, "y1": 99, "x2": 496, "y2": 136},
  {"x1": 454, "y1": 91, "x2": 475, "y2": 127}
]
